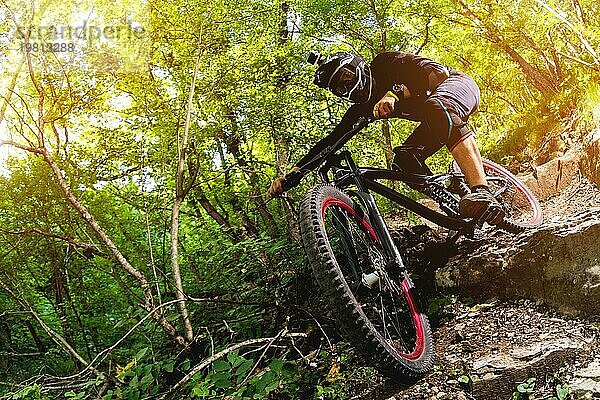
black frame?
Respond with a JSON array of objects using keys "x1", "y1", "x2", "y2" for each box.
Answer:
[
  {"x1": 317, "y1": 149, "x2": 477, "y2": 271},
  {"x1": 299, "y1": 117, "x2": 477, "y2": 273}
]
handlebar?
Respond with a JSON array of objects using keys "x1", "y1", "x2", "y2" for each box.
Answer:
[
  {"x1": 278, "y1": 116, "x2": 374, "y2": 193},
  {"x1": 281, "y1": 169, "x2": 304, "y2": 192}
]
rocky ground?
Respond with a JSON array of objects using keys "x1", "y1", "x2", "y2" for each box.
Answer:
[{"x1": 361, "y1": 176, "x2": 600, "y2": 400}]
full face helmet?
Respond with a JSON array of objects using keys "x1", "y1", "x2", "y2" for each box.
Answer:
[{"x1": 309, "y1": 52, "x2": 373, "y2": 104}]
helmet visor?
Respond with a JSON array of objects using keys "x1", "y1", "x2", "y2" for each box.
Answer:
[
  {"x1": 331, "y1": 67, "x2": 358, "y2": 98},
  {"x1": 331, "y1": 63, "x2": 372, "y2": 104}
]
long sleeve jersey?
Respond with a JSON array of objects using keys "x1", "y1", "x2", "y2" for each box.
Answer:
[{"x1": 296, "y1": 51, "x2": 451, "y2": 170}]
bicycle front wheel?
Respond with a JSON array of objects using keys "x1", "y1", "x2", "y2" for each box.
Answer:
[{"x1": 299, "y1": 185, "x2": 434, "y2": 379}]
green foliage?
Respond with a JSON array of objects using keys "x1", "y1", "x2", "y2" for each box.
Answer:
[
  {"x1": 1, "y1": 0, "x2": 598, "y2": 395},
  {"x1": 427, "y1": 294, "x2": 458, "y2": 316},
  {"x1": 553, "y1": 384, "x2": 570, "y2": 400},
  {"x1": 514, "y1": 377, "x2": 537, "y2": 399},
  {"x1": 9, "y1": 385, "x2": 45, "y2": 400},
  {"x1": 186, "y1": 351, "x2": 299, "y2": 399},
  {"x1": 509, "y1": 378, "x2": 569, "y2": 400}
]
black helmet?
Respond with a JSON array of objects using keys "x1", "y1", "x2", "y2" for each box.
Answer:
[{"x1": 309, "y1": 52, "x2": 373, "y2": 104}]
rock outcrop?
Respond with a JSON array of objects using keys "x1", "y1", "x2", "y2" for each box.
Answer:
[
  {"x1": 384, "y1": 142, "x2": 600, "y2": 400},
  {"x1": 580, "y1": 129, "x2": 600, "y2": 187},
  {"x1": 514, "y1": 128, "x2": 599, "y2": 201},
  {"x1": 520, "y1": 149, "x2": 582, "y2": 201},
  {"x1": 386, "y1": 300, "x2": 599, "y2": 400},
  {"x1": 435, "y1": 207, "x2": 600, "y2": 316}
]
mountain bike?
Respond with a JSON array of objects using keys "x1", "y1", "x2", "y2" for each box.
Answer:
[{"x1": 282, "y1": 116, "x2": 543, "y2": 380}]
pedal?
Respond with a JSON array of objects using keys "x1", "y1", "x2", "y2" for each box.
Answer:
[{"x1": 447, "y1": 176, "x2": 465, "y2": 195}]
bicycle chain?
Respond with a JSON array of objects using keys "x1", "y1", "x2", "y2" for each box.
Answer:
[{"x1": 423, "y1": 183, "x2": 461, "y2": 217}]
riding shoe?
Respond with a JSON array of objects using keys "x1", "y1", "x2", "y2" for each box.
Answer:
[{"x1": 459, "y1": 186, "x2": 505, "y2": 225}]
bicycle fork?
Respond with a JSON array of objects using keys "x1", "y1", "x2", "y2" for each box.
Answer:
[{"x1": 353, "y1": 191, "x2": 407, "y2": 278}]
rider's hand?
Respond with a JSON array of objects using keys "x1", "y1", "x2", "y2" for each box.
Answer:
[
  {"x1": 373, "y1": 95, "x2": 396, "y2": 119},
  {"x1": 268, "y1": 166, "x2": 300, "y2": 198},
  {"x1": 373, "y1": 85, "x2": 412, "y2": 119}
]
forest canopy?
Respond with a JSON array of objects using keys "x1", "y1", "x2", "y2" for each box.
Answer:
[{"x1": 0, "y1": 0, "x2": 599, "y2": 398}]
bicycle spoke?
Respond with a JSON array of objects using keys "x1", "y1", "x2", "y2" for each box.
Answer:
[{"x1": 323, "y1": 204, "x2": 419, "y2": 356}]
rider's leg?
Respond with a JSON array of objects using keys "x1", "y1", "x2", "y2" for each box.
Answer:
[
  {"x1": 392, "y1": 123, "x2": 438, "y2": 176},
  {"x1": 420, "y1": 96, "x2": 505, "y2": 224},
  {"x1": 449, "y1": 135, "x2": 487, "y2": 188},
  {"x1": 449, "y1": 134, "x2": 505, "y2": 224}
]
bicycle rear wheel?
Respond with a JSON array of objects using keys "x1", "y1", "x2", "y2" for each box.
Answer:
[
  {"x1": 299, "y1": 185, "x2": 434, "y2": 379},
  {"x1": 453, "y1": 159, "x2": 543, "y2": 232}
]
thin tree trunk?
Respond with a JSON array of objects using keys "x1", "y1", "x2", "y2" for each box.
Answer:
[
  {"x1": 4, "y1": 8, "x2": 189, "y2": 348},
  {"x1": 0, "y1": 55, "x2": 24, "y2": 125},
  {"x1": 190, "y1": 187, "x2": 239, "y2": 242},
  {"x1": 368, "y1": 0, "x2": 394, "y2": 168},
  {"x1": 218, "y1": 122, "x2": 278, "y2": 235},
  {"x1": 169, "y1": 39, "x2": 205, "y2": 342},
  {"x1": 50, "y1": 257, "x2": 75, "y2": 357},
  {"x1": 534, "y1": 0, "x2": 598, "y2": 66},
  {"x1": 0, "y1": 280, "x2": 91, "y2": 369},
  {"x1": 41, "y1": 146, "x2": 188, "y2": 347},
  {"x1": 24, "y1": 320, "x2": 46, "y2": 353}
]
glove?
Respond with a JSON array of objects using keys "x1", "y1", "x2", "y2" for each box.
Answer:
[{"x1": 267, "y1": 167, "x2": 301, "y2": 198}]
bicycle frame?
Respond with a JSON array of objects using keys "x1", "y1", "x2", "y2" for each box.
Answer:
[
  {"x1": 316, "y1": 149, "x2": 476, "y2": 272},
  {"x1": 293, "y1": 116, "x2": 478, "y2": 271}
]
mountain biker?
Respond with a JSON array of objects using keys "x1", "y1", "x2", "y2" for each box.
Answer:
[{"x1": 268, "y1": 51, "x2": 505, "y2": 224}]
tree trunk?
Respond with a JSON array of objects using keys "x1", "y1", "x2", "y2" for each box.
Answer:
[
  {"x1": 169, "y1": 41, "x2": 206, "y2": 343},
  {"x1": 24, "y1": 320, "x2": 46, "y2": 353},
  {"x1": 190, "y1": 187, "x2": 240, "y2": 242},
  {"x1": 0, "y1": 56, "x2": 24, "y2": 125},
  {"x1": 51, "y1": 258, "x2": 76, "y2": 358},
  {"x1": 218, "y1": 121, "x2": 278, "y2": 236},
  {"x1": 368, "y1": 0, "x2": 394, "y2": 168},
  {"x1": 42, "y1": 146, "x2": 188, "y2": 347},
  {"x1": 0, "y1": 320, "x2": 12, "y2": 372}
]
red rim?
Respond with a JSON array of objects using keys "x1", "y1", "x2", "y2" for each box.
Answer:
[
  {"x1": 321, "y1": 197, "x2": 426, "y2": 361},
  {"x1": 400, "y1": 279, "x2": 425, "y2": 360}
]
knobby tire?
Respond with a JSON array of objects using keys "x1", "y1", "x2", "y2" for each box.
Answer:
[{"x1": 299, "y1": 185, "x2": 434, "y2": 380}]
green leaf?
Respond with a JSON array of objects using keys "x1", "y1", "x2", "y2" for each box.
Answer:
[
  {"x1": 556, "y1": 384, "x2": 569, "y2": 400},
  {"x1": 227, "y1": 351, "x2": 245, "y2": 368},
  {"x1": 191, "y1": 384, "x2": 210, "y2": 397},
  {"x1": 212, "y1": 360, "x2": 230, "y2": 372},
  {"x1": 140, "y1": 373, "x2": 154, "y2": 391},
  {"x1": 163, "y1": 363, "x2": 174, "y2": 373},
  {"x1": 236, "y1": 359, "x2": 254, "y2": 379},
  {"x1": 135, "y1": 347, "x2": 148, "y2": 360},
  {"x1": 269, "y1": 359, "x2": 284, "y2": 373},
  {"x1": 209, "y1": 372, "x2": 232, "y2": 389}
]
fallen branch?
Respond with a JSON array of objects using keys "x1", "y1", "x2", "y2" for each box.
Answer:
[
  {"x1": 51, "y1": 298, "x2": 188, "y2": 383},
  {"x1": 164, "y1": 331, "x2": 308, "y2": 398},
  {"x1": 238, "y1": 329, "x2": 287, "y2": 387}
]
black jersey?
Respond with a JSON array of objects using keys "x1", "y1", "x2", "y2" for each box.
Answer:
[{"x1": 296, "y1": 52, "x2": 455, "y2": 170}]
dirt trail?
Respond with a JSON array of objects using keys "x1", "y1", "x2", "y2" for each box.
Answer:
[{"x1": 365, "y1": 176, "x2": 600, "y2": 400}]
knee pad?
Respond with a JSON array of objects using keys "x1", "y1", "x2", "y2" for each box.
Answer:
[{"x1": 423, "y1": 99, "x2": 467, "y2": 147}]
